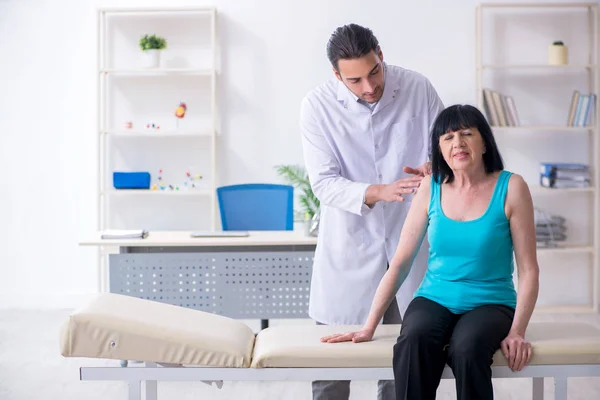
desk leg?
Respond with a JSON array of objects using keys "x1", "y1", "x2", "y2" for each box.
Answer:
[{"x1": 261, "y1": 319, "x2": 269, "y2": 330}]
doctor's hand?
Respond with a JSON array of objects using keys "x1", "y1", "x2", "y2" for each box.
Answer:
[
  {"x1": 403, "y1": 161, "x2": 432, "y2": 177},
  {"x1": 320, "y1": 328, "x2": 374, "y2": 344},
  {"x1": 366, "y1": 175, "x2": 423, "y2": 204},
  {"x1": 500, "y1": 332, "x2": 532, "y2": 372}
]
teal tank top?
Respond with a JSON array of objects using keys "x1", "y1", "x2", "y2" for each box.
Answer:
[{"x1": 413, "y1": 170, "x2": 517, "y2": 314}]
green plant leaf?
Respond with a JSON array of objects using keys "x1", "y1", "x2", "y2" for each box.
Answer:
[
  {"x1": 275, "y1": 164, "x2": 320, "y2": 218},
  {"x1": 139, "y1": 34, "x2": 167, "y2": 51}
]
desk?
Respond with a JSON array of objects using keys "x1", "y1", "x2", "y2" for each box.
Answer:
[{"x1": 80, "y1": 231, "x2": 317, "y2": 328}]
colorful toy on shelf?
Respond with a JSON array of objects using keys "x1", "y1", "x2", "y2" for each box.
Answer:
[
  {"x1": 145, "y1": 122, "x2": 161, "y2": 131},
  {"x1": 123, "y1": 121, "x2": 133, "y2": 129},
  {"x1": 184, "y1": 170, "x2": 203, "y2": 189},
  {"x1": 153, "y1": 169, "x2": 167, "y2": 190},
  {"x1": 175, "y1": 101, "x2": 187, "y2": 119},
  {"x1": 152, "y1": 168, "x2": 203, "y2": 191},
  {"x1": 174, "y1": 101, "x2": 187, "y2": 129}
]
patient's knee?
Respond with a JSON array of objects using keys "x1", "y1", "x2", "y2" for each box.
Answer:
[
  {"x1": 448, "y1": 338, "x2": 491, "y2": 364},
  {"x1": 395, "y1": 326, "x2": 444, "y2": 349}
]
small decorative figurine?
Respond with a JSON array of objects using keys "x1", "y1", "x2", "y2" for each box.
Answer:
[
  {"x1": 145, "y1": 122, "x2": 161, "y2": 131},
  {"x1": 175, "y1": 101, "x2": 187, "y2": 129}
]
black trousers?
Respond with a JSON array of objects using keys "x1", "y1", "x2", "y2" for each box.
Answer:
[{"x1": 393, "y1": 296, "x2": 515, "y2": 400}]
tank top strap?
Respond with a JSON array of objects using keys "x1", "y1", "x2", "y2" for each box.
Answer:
[
  {"x1": 429, "y1": 174, "x2": 441, "y2": 214},
  {"x1": 490, "y1": 170, "x2": 513, "y2": 214}
]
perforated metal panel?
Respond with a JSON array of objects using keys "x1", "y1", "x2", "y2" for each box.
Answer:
[{"x1": 109, "y1": 250, "x2": 314, "y2": 319}]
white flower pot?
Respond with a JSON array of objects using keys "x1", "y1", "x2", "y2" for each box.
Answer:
[{"x1": 143, "y1": 49, "x2": 161, "y2": 68}]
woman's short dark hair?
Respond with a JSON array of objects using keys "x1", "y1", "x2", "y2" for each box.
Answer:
[
  {"x1": 326, "y1": 24, "x2": 379, "y2": 71},
  {"x1": 430, "y1": 104, "x2": 504, "y2": 184}
]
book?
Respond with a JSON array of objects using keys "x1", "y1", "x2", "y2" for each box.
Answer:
[
  {"x1": 540, "y1": 176, "x2": 590, "y2": 188},
  {"x1": 539, "y1": 162, "x2": 588, "y2": 176},
  {"x1": 100, "y1": 229, "x2": 148, "y2": 239}
]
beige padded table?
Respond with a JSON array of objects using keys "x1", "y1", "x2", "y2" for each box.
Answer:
[{"x1": 61, "y1": 293, "x2": 600, "y2": 400}]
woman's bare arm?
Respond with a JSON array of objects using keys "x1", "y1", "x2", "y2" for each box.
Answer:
[
  {"x1": 501, "y1": 173, "x2": 540, "y2": 371},
  {"x1": 321, "y1": 175, "x2": 432, "y2": 343}
]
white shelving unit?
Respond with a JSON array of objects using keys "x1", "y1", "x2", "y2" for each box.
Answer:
[
  {"x1": 475, "y1": 3, "x2": 599, "y2": 313},
  {"x1": 95, "y1": 7, "x2": 219, "y2": 291},
  {"x1": 97, "y1": 7, "x2": 219, "y2": 235}
]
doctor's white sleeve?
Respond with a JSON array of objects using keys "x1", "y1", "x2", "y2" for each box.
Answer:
[
  {"x1": 426, "y1": 80, "x2": 445, "y2": 159},
  {"x1": 300, "y1": 97, "x2": 372, "y2": 217}
]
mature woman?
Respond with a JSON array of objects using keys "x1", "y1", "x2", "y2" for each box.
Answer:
[{"x1": 322, "y1": 104, "x2": 540, "y2": 400}]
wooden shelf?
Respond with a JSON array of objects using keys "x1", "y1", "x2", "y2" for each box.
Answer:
[
  {"x1": 100, "y1": 68, "x2": 213, "y2": 75},
  {"x1": 537, "y1": 245, "x2": 594, "y2": 254},
  {"x1": 100, "y1": 7, "x2": 215, "y2": 15},
  {"x1": 491, "y1": 126, "x2": 594, "y2": 131},
  {"x1": 530, "y1": 186, "x2": 594, "y2": 194},
  {"x1": 533, "y1": 305, "x2": 595, "y2": 314},
  {"x1": 102, "y1": 130, "x2": 213, "y2": 138},
  {"x1": 480, "y1": 3, "x2": 598, "y2": 10},
  {"x1": 103, "y1": 189, "x2": 213, "y2": 196},
  {"x1": 481, "y1": 64, "x2": 596, "y2": 70}
]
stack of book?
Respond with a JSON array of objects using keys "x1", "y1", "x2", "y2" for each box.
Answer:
[
  {"x1": 567, "y1": 91, "x2": 596, "y2": 127},
  {"x1": 482, "y1": 88, "x2": 520, "y2": 127},
  {"x1": 539, "y1": 162, "x2": 590, "y2": 189},
  {"x1": 534, "y1": 208, "x2": 567, "y2": 248}
]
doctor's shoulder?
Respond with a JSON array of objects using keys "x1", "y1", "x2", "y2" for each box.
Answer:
[
  {"x1": 389, "y1": 65, "x2": 438, "y2": 96},
  {"x1": 300, "y1": 79, "x2": 339, "y2": 116},
  {"x1": 388, "y1": 65, "x2": 433, "y2": 84}
]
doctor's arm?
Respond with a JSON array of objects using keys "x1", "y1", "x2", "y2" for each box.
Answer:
[
  {"x1": 321, "y1": 176, "x2": 431, "y2": 343},
  {"x1": 300, "y1": 98, "x2": 421, "y2": 215},
  {"x1": 501, "y1": 174, "x2": 540, "y2": 372},
  {"x1": 300, "y1": 97, "x2": 372, "y2": 216}
]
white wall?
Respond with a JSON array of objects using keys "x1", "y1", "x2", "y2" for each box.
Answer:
[{"x1": 0, "y1": 0, "x2": 596, "y2": 308}]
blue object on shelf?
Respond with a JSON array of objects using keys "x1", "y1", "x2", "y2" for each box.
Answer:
[
  {"x1": 217, "y1": 183, "x2": 294, "y2": 231},
  {"x1": 113, "y1": 172, "x2": 151, "y2": 189}
]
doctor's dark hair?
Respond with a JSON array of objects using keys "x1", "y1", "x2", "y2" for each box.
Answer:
[
  {"x1": 327, "y1": 24, "x2": 379, "y2": 71},
  {"x1": 430, "y1": 104, "x2": 504, "y2": 184}
]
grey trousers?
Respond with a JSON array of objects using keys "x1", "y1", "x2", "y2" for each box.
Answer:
[{"x1": 312, "y1": 296, "x2": 402, "y2": 400}]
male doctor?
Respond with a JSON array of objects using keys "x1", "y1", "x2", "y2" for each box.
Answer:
[{"x1": 300, "y1": 24, "x2": 444, "y2": 400}]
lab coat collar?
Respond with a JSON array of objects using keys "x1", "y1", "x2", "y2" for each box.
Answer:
[
  {"x1": 336, "y1": 62, "x2": 401, "y2": 115},
  {"x1": 336, "y1": 79, "x2": 370, "y2": 114}
]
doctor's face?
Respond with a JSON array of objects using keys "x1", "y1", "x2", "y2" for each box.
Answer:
[{"x1": 334, "y1": 49, "x2": 385, "y2": 103}]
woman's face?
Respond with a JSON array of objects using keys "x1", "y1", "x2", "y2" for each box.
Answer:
[{"x1": 439, "y1": 126, "x2": 486, "y2": 172}]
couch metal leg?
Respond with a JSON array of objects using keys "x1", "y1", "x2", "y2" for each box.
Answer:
[
  {"x1": 532, "y1": 377, "x2": 544, "y2": 400},
  {"x1": 554, "y1": 377, "x2": 567, "y2": 400},
  {"x1": 129, "y1": 380, "x2": 141, "y2": 400},
  {"x1": 145, "y1": 362, "x2": 158, "y2": 400}
]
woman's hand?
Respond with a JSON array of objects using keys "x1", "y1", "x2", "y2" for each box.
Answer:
[
  {"x1": 320, "y1": 329, "x2": 375, "y2": 343},
  {"x1": 500, "y1": 331, "x2": 532, "y2": 371}
]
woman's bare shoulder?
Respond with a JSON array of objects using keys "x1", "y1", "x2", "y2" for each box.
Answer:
[{"x1": 505, "y1": 172, "x2": 532, "y2": 215}]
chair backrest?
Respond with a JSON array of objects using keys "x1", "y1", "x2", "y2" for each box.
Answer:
[{"x1": 216, "y1": 184, "x2": 294, "y2": 231}]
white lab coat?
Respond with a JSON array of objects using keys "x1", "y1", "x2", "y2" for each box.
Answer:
[{"x1": 300, "y1": 64, "x2": 444, "y2": 325}]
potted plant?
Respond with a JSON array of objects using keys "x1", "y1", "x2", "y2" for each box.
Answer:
[
  {"x1": 139, "y1": 34, "x2": 167, "y2": 68},
  {"x1": 275, "y1": 165, "x2": 320, "y2": 235}
]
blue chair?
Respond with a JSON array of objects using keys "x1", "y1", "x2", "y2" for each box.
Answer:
[
  {"x1": 216, "y1": 183, "x2": 294, "y2": 231},
  {"x1": 216, "y1": 183, "x2": 295, "y2": 330}
]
